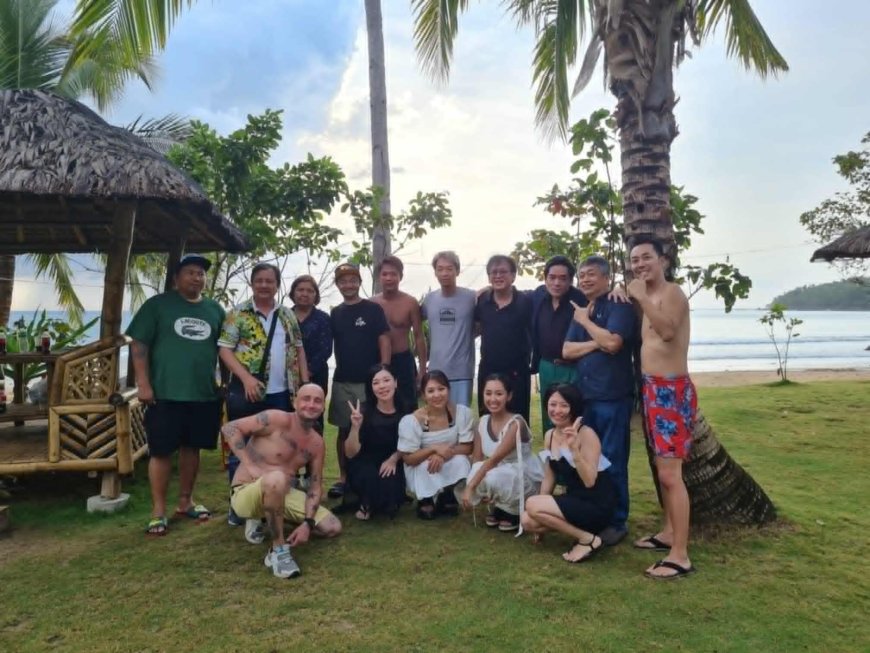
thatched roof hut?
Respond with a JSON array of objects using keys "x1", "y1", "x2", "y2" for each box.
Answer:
[
  {"x1": 0, "y1": 89, "x2": 248, "y2": 255},
  {"x1": 810, "y1": 225, "x2": 870, "y2": 262},
  {"x1": 0, "y1": 89, "x2": 250, "y2": 337}
]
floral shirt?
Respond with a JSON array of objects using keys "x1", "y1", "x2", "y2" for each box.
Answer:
[{"x1": 218, "y1": 300, "x2": 304, "y2": 392}]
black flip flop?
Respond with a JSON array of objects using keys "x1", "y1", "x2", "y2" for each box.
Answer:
[
  {"x1": 633, "y1": 535, "x2": 671, "y2": 552},
  {"x1": 645, "y1": 559, "x2": 696, "y2": 580},
  {"x1": 563, "y1": 536, "x2": 603, "y2": 564}
]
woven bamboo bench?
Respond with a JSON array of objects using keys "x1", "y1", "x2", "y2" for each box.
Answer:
[{"x1": 0, "y1": 335, "x2": 147, "y2": 498}]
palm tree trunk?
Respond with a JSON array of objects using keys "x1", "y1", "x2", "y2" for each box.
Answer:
[
  {"x1": 611, "y1": 3, "x2": 776, "y2": 525},
  {"x1": 364, "y1": 0, "x2": 392, "y2": 292},
  {"x1": 0, "y1": 255, "x2": 14, "y2": 327}
]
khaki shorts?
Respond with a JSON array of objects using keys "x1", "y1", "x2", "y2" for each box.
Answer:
[
  {"x1": 327, "y1": 381, "x2": 366, "y2": 428},
  {"x1": 230, "y1": 478, "x2": 334, "y2": 525}
]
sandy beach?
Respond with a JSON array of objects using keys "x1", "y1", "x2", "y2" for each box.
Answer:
[{"x1": 692, "y1": 367, "x2": 870, "y2": 388}]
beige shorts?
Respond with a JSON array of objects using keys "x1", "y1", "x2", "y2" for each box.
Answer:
[
  {"x1": 327, "y1": 381, "x2": 366, "y2": 428},
  {"x1": 230, "y1": 478, "x2": 333, "y2": 525}
]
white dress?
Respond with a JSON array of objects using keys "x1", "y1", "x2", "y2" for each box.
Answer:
[
  {"x1": 398, "y1": 404, "x2": 474, "y2": 500},
  {"x1": 458, "y1": 414, "x2": 544, "y2": 516}
]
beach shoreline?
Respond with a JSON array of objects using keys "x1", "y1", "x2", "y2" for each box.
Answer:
[{"x1": 691, "y1": 367, "x2": 870, "y2": 388}]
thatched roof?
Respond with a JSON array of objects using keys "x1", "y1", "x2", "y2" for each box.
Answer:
[
  {"x1": 810, "y1": 225, "x2": 870, "y2": 262},
  {"x1": 0, "y1": 89, "x2": 249, "y2": 255}
]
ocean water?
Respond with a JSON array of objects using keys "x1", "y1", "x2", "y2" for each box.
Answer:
[{"x1": 8, "y1": 308, "x2": 870, "y2": 374}]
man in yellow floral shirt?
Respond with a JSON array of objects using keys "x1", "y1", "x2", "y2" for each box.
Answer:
[{"x1": 219, "y1": 264, "x2": 309, "y2": 458}]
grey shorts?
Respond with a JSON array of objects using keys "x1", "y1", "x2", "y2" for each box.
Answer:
[{"x1": 327, "y1": 381, "x2": 366, "y2": 429}]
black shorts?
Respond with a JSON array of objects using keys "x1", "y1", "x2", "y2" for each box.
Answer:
[{"x1": 144, "y1": 400, "x2": 222, "y2": 457}]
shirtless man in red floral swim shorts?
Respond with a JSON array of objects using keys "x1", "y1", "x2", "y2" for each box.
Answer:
[{"x1": 627, "y1": 236, "x2": 698, "y2": 580}]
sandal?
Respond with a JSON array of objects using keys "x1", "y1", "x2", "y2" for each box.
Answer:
[
  {"x1": 355, "y1": 506, "x2": 371, "y2": 521},
  {"x1": 416, "y1": 498, "x2": 436, "y2": 520},
  {"x1": 175, "y1": 504, "x2": 211, "y2": 522},
  {"x1": 645, "y1": 559, "x2": 696, "y2": 580},
  {"x1": 145, "y1": 516, "x2": 168, "y2": 536},
  {"x1": 633, "y1": 534, "x2": 671, "y2": 551},
  {"x1": 327, "y1": 481, "x2": 346, "y2": 499},
  {"x1": 498, "y1": 514, "x2": 520, "y2": 532},
  {"x1": 485, "y1": 509, "x2": 500, "y2": 528},
  {"x1": 562, "y1": 535, "x2": 603, "y2": 563}
]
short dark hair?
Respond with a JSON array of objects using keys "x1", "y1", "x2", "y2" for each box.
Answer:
[
  {"x1": 543, "y1": 383, "x2": 584, "y2": 423},
  {"x1": 482, "y1": 372, "x2": 513, "y2": 395},
  {"x1": 376, "y1": 255, "x2": 404, "y2": 278},
  {"x1": 544, "y1": 255, "x2": 576, "y2": 279},
  {"x1": 486, "y1": 255, "x2": 517, "y2": 275},
  {"x1": 289, "y1": 275, "x2": 321, "y2": 305},
  {"x1": 432, "y1": 251, "x2": 460, "y2": 272},
  {"x1": 250, "y1": 262, "x2": 281, "y2": 285},
  {"x1": 579, "y1": 255, "x2": 610, "y2": 277},
  {"x1": 629, "y1": 235, "x2": 665, "y2": 258},
  {"x1": 419, "y1": 369, "x2": 450, "y2": 395}
]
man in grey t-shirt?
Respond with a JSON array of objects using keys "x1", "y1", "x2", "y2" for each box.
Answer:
[{"x1": 421, "y1": 251, "x2": 476, "y2": 406}]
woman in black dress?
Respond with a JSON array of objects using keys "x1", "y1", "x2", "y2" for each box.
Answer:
[
  {"x1": 344, "y1": 364, "x2": 408, "y2": 520},
  {"x1": 521, "y1": 384, "x2": 616, "y2": 563}
]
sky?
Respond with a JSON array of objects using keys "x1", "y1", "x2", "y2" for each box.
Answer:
[{"x1": 11, "y1": 0, "x2": 870, "y2": 312}]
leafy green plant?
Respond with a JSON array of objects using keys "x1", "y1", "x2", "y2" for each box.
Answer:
[
  {"x1": 2, "y1": 310, "x2": 98, "y2": 384},
  {"x1": 759, "y1": 303, "x2": 803, "y2": 382},
  {"x1": 512, "y1": 108, "x2": 752, "y2": 312}
]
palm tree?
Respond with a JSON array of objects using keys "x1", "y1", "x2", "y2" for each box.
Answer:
[
  {"x1": 0, "y1": 0, "x2": 194, "y2": 326},
  {"x1": 364, "y1": 0, "x2": 392, "y2": 291},
  {"x1": 412, "y1": 0, "x2": 787, "y2": 524}
]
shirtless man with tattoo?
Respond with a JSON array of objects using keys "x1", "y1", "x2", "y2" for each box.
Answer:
[
  {"x1": 372, "y1": 255, "x2": 428, "y2": 409},
  {"x1": 222, "y1": 384, "x2": 342, "y2": 578}
]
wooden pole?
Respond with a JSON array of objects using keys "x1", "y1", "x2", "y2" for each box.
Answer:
[
  {"x1": 100, "y1": 204, "x2": 137, "y2": 339},
  {"x1": 164, "y1": 237, "x2": 186, "y2": 292}
]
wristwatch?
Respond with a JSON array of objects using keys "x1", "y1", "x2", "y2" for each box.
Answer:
[{"x1": 303, "y1": 517, "x2": 316, "y2": 530}]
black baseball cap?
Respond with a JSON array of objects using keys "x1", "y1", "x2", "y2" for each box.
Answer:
[{"x1": 176, "y1": 253, "x2": 211, "y2": 272}]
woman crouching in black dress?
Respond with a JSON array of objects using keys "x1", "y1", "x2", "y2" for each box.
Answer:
[
  {"x1": 345, "y1": 364, "x2": 409, "y2": 520},
  {"x1": 521, "y1": 384, "x2": 616, "y2": 563}
]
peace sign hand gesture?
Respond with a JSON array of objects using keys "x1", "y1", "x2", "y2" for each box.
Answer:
[
  {"x1": 348, "y1": 399, "x2": 363, "y2": 429},
  {"x1": 562, "y1": 417, "x2": 583, "y2": 450}
]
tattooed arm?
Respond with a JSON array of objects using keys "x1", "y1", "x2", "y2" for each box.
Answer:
[
  {"x1": 287, "y1": 441, "x2": 325, "y2": 547},
  {"x1": 220, "y1": 410, "x2": 277, "y2": 479},
  {"x1": 130, "y1": 340, "x2": 154, "y2": 404}
]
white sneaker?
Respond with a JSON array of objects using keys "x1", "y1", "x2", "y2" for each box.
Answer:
[
  {"x1": 244, "y1": 519, "x2": 266, "y2": 544},
  {"x1": 264, "y1": 545, "x2": 301, "y2": 579}
]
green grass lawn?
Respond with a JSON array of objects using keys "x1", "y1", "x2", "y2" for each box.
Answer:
[{"x1": 1, "y1": 381, "x2": 868, "y2": 652}]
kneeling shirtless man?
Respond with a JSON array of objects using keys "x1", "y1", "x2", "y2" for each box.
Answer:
[{"x1": 222, "y1": 383, "x2": 342, "y2": 578}]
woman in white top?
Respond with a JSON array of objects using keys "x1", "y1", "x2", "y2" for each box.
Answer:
[
  {"x1": 521, "y1": 384, "x2": 617, "y2": 563},
  {"x1": 398, "y1": 370, "x2": 473, "y2": 519},
  {"x1": 459, "y1": 373, "x2": 543, "y2": 531}
]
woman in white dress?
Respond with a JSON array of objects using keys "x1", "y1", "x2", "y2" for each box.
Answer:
[
  {"x1": 398, "y1": 370, "x2": 473, "y2": 519},
  {"x1": 459, "y1": 374, "x2": 543, "y2": 532}
]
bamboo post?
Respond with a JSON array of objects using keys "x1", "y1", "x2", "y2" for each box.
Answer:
[
  {"x1": 100, "y1": 471, "x2": 121, "y2": 499},
  {"x1": 115, "y1": 406, "x2": 133, "y2": 474},
  {"x1": 48, "y1": 408, "x2": 60, "y2": 462},
  {"x1": 100, "y1": 203, "x2": 137, "y2": 339},
  {"x1": 164, "y1": 237, "x2": 186, "y2": 292}
]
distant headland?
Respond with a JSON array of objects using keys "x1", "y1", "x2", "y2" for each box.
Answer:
[{"x1": 771, "y1": 279, "x2": 870, "y2": 310}]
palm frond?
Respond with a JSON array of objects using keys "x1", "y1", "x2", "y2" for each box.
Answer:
[
  {"x1": 0, "y1": 0, "x2": 68, "y2": 91},
  {"x1": 411, "y1": 0, "x2": 470, "y2": 82},
  {"x1": 27, "y1": 253, "x2": 85, "y2": 326},
  {"x1": 126, "y1": 113, "x2": 192, "y2": 153},
  {"x1": 529, "y1": 0, "x2": 591, "y2": 141},
  {"x1": 69, "y1": 0, "x2": 195, "y2": 58},
  {"x1": 695, "y1": 0, "x2": 788, "y2": 78}
]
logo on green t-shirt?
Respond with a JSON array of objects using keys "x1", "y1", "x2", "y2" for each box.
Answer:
[{"x1": 174, "y1": 317, "x2": 212, "y2": 341}]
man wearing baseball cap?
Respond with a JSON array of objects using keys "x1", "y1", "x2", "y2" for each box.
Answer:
[
  {"x1": 127, "y1": 253, "x2": 226, "y2": 536},
  {"x1": 327, "y1": 262, "x2": 390, "y2": 498}
]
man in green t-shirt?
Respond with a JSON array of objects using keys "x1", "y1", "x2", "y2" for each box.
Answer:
[{"x1": 127, "y1": 254, "x2": 226, "y2": 536}]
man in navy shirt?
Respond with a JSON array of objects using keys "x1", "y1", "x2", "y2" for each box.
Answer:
[{"x1": 563, "y1": 255, "x2": 636, "y2": 546}]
